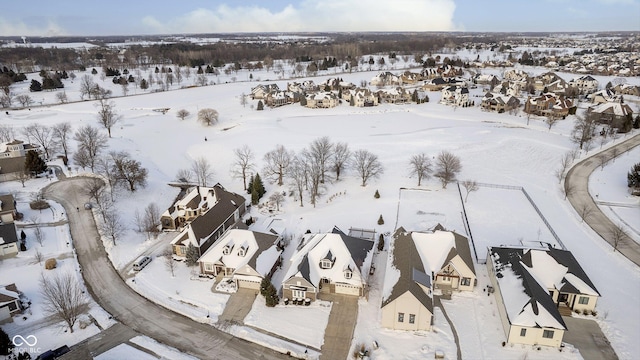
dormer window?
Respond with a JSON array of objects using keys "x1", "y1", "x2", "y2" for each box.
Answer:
[
  {"x1": 344, "y1": 270, "x2": 352, "y2": 279},
  {"x1": 320, "y1": 259, "x2": 332, "y2": 269},
  {"x1": 223, "y1": 245, "x2": 231, "y2": 255},
  {"x1": 238, "y1": 246, "x2": 246, "y2": 257}
]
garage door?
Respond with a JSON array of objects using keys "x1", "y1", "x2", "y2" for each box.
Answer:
[
  {"x1": 335, "y1": 283, "x2": 361, "y2": 296},
  {"x1": 238, "y1": 279, "x2": 261, "y2": 290}
]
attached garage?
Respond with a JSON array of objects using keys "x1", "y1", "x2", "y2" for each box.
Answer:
[
  {"x1": 237, "y1": 278, "x2": 261, "y2": 290},
  {"x1": 335, "y1": 283, "x2": 361, "y2": 296}
]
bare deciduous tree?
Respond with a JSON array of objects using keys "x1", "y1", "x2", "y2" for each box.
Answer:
[
  {"x1": 164, "y1": 249, "x2": 177, "y2": 277},
  {"x1": 22, "y1": 123, "x2": 56, "y2": 160},
  {"x1": 55, "y1": 91, "x2": 68, "y2": 104},
  {"x1": 555, "y1": 152, "x2": 573, "y2": 184},
  {"x1": 352, "y1": 149, "x2": 383, "y2": 186},
  {"x1": 15, "y1": 94, "x2": 33, "y2": 107},
  {"x1": 0, "y1": 124, "x2": 16, "y2": 143},
  {"x1": 197, "y1": 108, "x2": 219, "y2": 126},
  {"x1": 143, "y1": 203, "x2": 161, "y2": 239},
  {"x1": 308, "y1": 136, "x2": 333, "y2": 184},
  {"x1": 175, "y1": 168, "x2": 194, "y2": 184},
  {"x1": 434, "y1": 151, "x2": 462, "y2": 189},
  {"x1": 231, "y1": 145, "x2": 255, "y2": 191},
  {"x1": 191, "y1": 157, "x2": 214, "y2": 187},
  {"x1": 34, "y1": 248, "x2": 43, "y2": 264},
  {"x1": 610, "y1": 223, "x2": 627, "y2": 252},
  {"x1": 263, "y1": 145, "x2": 294, "y2": 186},
  {"x1": 52, "y1": 122, "x2": 72, "y2": 161},
  {"x1": 332, "y1": 142, "x2": 350, "y2": 181},
  {"x1": 578, "y1": 203, "x2": 594, "y2": 222},
  {"x1": 408, "y1": 153, "x2": 432, "y2": 186},
  {"x1": 39, "y1": 272, "x2": 88, "y2": 333},
  {"x1": 269, "y1": 192, "x2": 285, "y2": 211},
  {"x1": 461, "y1": 180, "x2": 479, "y2": 202},
  {"x1": 240, "y1": 93, "x2": 248, "y2": 107},
  {"x1": 96, "y1": 99, "x2": 121, "y2": 138},
  {"x1": 100, "y1": 210, "x2": 124, "y2": 245},
  {"x1": 176, "y1": 109, "x2": 190, "y2": 121},
  {"x1": 79, "y1": 75, "x2": 95, "y2": 100},
  {"x1": 84, "y1": 178, "x2": 106, "y2": 206},
  {"x1": 74, "y1": 125, "x2": 108, "y2": 172},
  {"x1": 288, "y1": 156, "x2": 307, "y2": 207},
  {"x1": 571, "y1": 113, "x2": 596, "y2": 150},
  {"x1": 302, "y1": 148, "x2": 323, "y2": 207},
  {"x1": 544, "y1": 116, "x2": 559, "y2": 131},
  {"x1": 110, "y1": 151, "x2": 148, "y2": 192},
  {"x1": 598, "y1": 154, "x2": 608, "y2": 170},
  {"x1": 13, "y1": 169, "x2": 30, "y2": 187}
]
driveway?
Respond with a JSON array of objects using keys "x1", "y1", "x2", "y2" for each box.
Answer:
[
  {"x1": 44, "y1": 177, "x2": 285, "y2": 360},
  {"x1": 565, "y1": 133, "x2": 640, "y2": 266},
  {"x1": 318, "y1": 293, "x2": 358, "y2": 360},
  {"x1": 562, "y1": 316, "x2": 618, "y2": 360},
  {"x1": 218, "y1": 288, "x2": 258, "y2": 325}
]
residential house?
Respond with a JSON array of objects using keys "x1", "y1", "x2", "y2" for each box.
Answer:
[
  {"x1": 587, "y1": 102, "x2": 634, "y2": 132},
  {"x1": 503, "y1": 69, "x2": 529, "y2": 85},
  {"x1": 287, "y1": 80, "x2": 318, "y2": 93},
  {"x1": 400, "y1": 71, "x2": 422, "y2": 84},
  {"x1": 305, "y1": 92, "x2": 339, "y2": 109},
  {"x1": 569, "y1": 75, "x2": 598, "y2": 94},
  {"x1": 264, "y1": 91, "x2": 292, "y2": 107},
  {"x1": 440, "y1": 86, "x2": 472, "y2": 107},
  {"x1": 370, "y1": 72, "x2": 402, "y2": 87},
  {"x1": 420, "y1": 67, "x2": 440, "y2": 80},
  {"x1": 0, "y1": 284, "x2": 23, "y2": 322},
  {"x1": 487, "y1": 246, "x2": 600, "y2": 347},
  {"x1": 588, "y1": 88, "x2": 620, "y2": 104},
  {"x1": 0, "y1": 194, "x2": 18, "y2": 224},
  {"x1": 376, "y1": 87, "x2": 411, "y2": 104},
  {"x1": 613, "y1": 84, "x2": 640, "y2": 97},
  {"x1": 481, "y1": 92, "x2": 520, "y2": 113},
  {"x1": 473, "y1": 74, "x2": 501, "y2": 87},
  {"x1": 282, "y1": 227, "x2": 375, "y2": 302},
  {"x1": 438, "y1": 65, "x2": 464, "y2": 78},
  {"x1": 524, "y1": 93, "x2": 574, "y2": 119},
  {"x1": 0, "y1": 139, "x2": 40, "y2": 182},
  {"x1": 0, "y1": 222, "x2": 19, "y2": 257},
  {"x1": 381, "y1": 225, "x2": 476, "y2": 331},
  {"x1": 197, "y1": 229, "x2": 282, "y2": 290},
  {"x1": 251, "y1": 84, "x2": 280, "y2": 100},
  {"x1": 533, "y1": 72, "x2": 566, "y2": 92},
  {"x1": 169, "y1": 184, "x2": 247, "y2": 258},
  {"x1": 344, "y1": 88, "x2": 378, "y2": 107}
]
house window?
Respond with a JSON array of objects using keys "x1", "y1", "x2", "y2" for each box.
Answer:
[
  {"x1": 344, "y1": 270, "x2": 352, "y2": 279},
  {"x1": 292, "y1": 290, "x2": 306, "y2": 299},
  {"x1": 204, "y1": 263, "x2": 214, "y2": 272},
  {"x1": 578, "y1": 296, "x2": 589, "y2": 305},
  {"x1": 238, "y1": 247, "x2": 246, "y2": 257},
  {"x1": 520, "y1": 328, "x2": 527, "y2": 337},
  {"x1": 320, "y1": 259, "x2": 332, "y2": 269},
  {"x1": 398, "y1": 313, "x2": 404, "y2": 322},
  {"x1": 542, "y1": 330, "x2": 554, "y2": 339},
  {"x1": 223, "y1": 246, "x2": 231, "y2": 255},
  {"x1": 177, "y1": 245, "x2": 186, "y2": 256},
  {"x1": 409, "y1": 314, "x2": 415, "y2": 324},
  {"x1": 461, "y1": 277, "x2": 471, "y2": 286}
]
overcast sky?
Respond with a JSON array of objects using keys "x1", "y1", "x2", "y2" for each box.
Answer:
[{"x1": 1, "y1": 0, "x2": 638, "y2": 36}]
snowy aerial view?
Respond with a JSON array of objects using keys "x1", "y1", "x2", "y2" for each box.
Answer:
[{"x1": 0, "y1": 1, "x2": 639, "y2": 360}]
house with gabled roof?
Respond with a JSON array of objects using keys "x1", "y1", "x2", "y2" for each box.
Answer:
[
  {"x1": 343, "y1": 88, "x2": 378, "y2": 107},
  {"x1": 305, "y1": 91, "x2": 339, "y2": 109},
  {"x1": 281, "y1": 227, "x2": 375, "y2": 302},
  {"x1": 487, "y1": 246, "x2": 600, "y2": 347},
  {"x1": 569, "y1": 75, "x2": 598, "y2": 94},
  {"x1": 0, "y1": 222, "x2": 19, "y2": 257},
  {"x1": 587, "y1": 102, "x2": 634, "y2": 132},
  {"x1": 613, "y1": 83, "x2": 640, "y2": 97},
  {"x1": 370, "y1": 72, "x2": 402, "y2": 87},
  {"x1": 481, "y1": 92, "x2": 520, "y2": 113},
  {"x1": 0, "y1": 283, "x2": 22, "y2": 322},
  {"x1": 169, "y1": 184, "x2": 247, "y2": 258},
  {"x1": 440, "y1": 86, "x2": 472, "y2": 107},
  {"x1": 197, "y1": 229, "x2": 282, "y2": 290},
  {"x1": 381, "y1": 225, "x2": 476, "y2": 331},
  {"x1": 588, "y1": 88, "x2": 620, "y2": 104},
  {"x1": 251, "y1": 84, "x2": 280, "y2": 100},
  {"x1": 0, "y1": 139, "x2": 41, "y2": 182},
  {"x1": 0, "y1": 194, "x2": 18, "y2": 224}
]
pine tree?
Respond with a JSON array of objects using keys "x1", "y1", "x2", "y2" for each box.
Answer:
[
  {"x1": 265, "y1": 282, "x2": 279, "y2": 307},
  {"x1": 251, "y1": 187, "x2": 260, "y2": 205},
  {"x1": 377, "y1": 234, "x2": 385, "y2": 251},
  {"x1": 257, "y1": 100, "x2": 264, "y2": 110},
  {"x1": 377, "y1": 215, "x2": 384, "y2": 225},
  {"x1": 185, "y1": 243, "x2": 199, "y2": 266},
  {"x1": 260, "y1": 276, "x2": 271, "y2": 296},
  {"x1": 25, "y1": 149, "x2": 47, "y2": 176},
  {"x1": 374, "y1": 190, "x2": 380, "y2": 199},
  {"x1": 0, "y1": 327, "x2": 14, "y2": 355},
  {"x1": 140, "y1": 78, "x2": 148, "y2": 90},
  {"x1": 247, "y1": 174, "x2": 254, "y2": 195},
  {"x1": 253, "y1": 173, "x2": 266, "y2": 198},
  {"x1": 29, "y1": 79, "x2": 42, "y2": 92}
]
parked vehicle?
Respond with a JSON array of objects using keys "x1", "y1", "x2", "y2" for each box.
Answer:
[{"x1": 133, "y1": 256, "x2": 152, "y2": 271}]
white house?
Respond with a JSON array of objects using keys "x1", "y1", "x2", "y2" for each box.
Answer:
[
  {"x1": 440, "y1": 86, "x2": 472, "y2": 107},
  {"x1": 569, "y1": 75, "x2": 598, "y2": 94},
  {"x1": 282, "y1": 227, "x2": 375, "y2": 302}
]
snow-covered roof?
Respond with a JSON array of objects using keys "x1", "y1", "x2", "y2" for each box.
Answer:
[
  {"x1": 283, "y1": 227, "x2": 374, "y2": 289},
  {"x1": 489, "y1": 247, "x2": 600, "y2": 329},
  {"x1": 0, "y1": 283, "x2": 20, "y2": 306},
  {"x1": 590, "y1": 102, "x2": 633, "y2": 117}
]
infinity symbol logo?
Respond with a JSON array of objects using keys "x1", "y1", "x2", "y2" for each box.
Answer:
[{"x1": 12, "y1": 335, "x2": 38, "y2": 347}]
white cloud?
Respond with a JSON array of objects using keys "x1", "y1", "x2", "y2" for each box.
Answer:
[
  {"x1": 0, "y1": 17, "x2": 67, "y2": 37},
  {"x1": 140, "y1": 0, "x2": 457, "y2": 34}
]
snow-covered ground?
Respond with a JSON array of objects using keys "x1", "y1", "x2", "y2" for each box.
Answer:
[
  {"x1": 1, "y1": 53, "x2": 639, "y2": 359},
  {"x1": 95, "y1": 335, "x2": 198, "y2": 360}
]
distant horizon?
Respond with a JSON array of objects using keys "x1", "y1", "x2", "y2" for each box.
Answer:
[{"x1": 2, "y1": 0, "x2": 639, "y2": 37}]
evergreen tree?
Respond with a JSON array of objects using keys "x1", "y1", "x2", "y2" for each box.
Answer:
[
  {"x1": 29, "y1": 79, "x2": 42, "y2": 92},
  {"x1": 140, "y1": 79, "x2": 148, "y2": 90},
  {"x1": 377, "y1": 234, "x2": 385, "y2": 251},
  {"x1": 633, "y1": 115, "x2": 640, "y2": 129},
  {"x1": 25, "y1": 149, "x2": 47, "y2": 176},
  {"x1": 185, "y1": 243, "x2": 199, "y2": 266},
  {"x1": 374, "y1": 190, "x2": 380, "y2": 199},
  {"x1": 265, "y1": 282, "x2": 279, "y2": 307},
  {"x1": 377, "y1": 214, "x2": 384, "y2": 225},
  {"x1": 247, "y1": 174, "x2": 254, "y2": 195},
  {"x1": 628, "y1": 162, "x2": 640, "y2": 190},
  {"x1": 91, "y1": 68, "x2": 98, "y2": 75},
  {"x1": 251, "y1": 187, "x2": 260, "y2": 205},
  {"x1": 21, "y1": 230, "x2": 26, "y2": 240},
  {"x1": 257, "y1": 100, "x2": 264, "y2": 110},
  {"x1": 253, "y1": 173, "x2": 266, "y2": 199},
  {"x1": 300, "y1": 96, "x2": 307, "y2": 107},
  {"x1": 0, "y1": 327, "x2": 14, "y2": 355}
]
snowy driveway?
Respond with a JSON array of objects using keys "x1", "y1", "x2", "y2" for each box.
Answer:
[
  {"x1": 562, "y1": 316, "x2": 618, "y2": 360},
  {"x1": 43, "y1": 177, "x2": 286, "y2": 360}
]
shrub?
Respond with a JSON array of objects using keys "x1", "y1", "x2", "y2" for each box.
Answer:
[
  {"x1": 377, "y1": 234, "x2": 384, "y2": 251},
  {"x1": 374, "y1": 190, "x2": 380, "y2": 199},
  {"x1": 45, "y1": 258, "x2": 57, "y2": 270},
  {"x1": 377, "y1": 214, "x2": 384, "y2": 225},
  {"x1": 30, "y1": 199, "x2": 50, "y2": 210}
]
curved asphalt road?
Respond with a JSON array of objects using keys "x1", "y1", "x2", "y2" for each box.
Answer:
[
  {"x1": 42, "y1": 177, "x2": 285, "y2": 360},
  {"x1": 565, "y1": 132, "x2": 640, "y2": 266}
]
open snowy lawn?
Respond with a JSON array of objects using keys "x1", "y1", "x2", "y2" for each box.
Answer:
[
  {"x1": 94, "y1": 343, "x2": 159, "y2": 360},
  {"x1": 129, "y1": 336, "x2": 199, "y2": 360},
  {"x1": 589, "y1": 145, "x2": 640, "y2": 241},
  {"x1": 128, "y1": 259, "x2": 229, "y2": 323},
  {"x1": 244, "y1": 295, "x2": 332, "y2": 349}
]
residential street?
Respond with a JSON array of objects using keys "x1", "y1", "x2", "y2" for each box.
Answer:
[
  {"x1": 42, "y1": 177, "x2": 286, "y2": 360},
  {"x1": 565, "y1": 133, "x2": 640, "y2": 266}
]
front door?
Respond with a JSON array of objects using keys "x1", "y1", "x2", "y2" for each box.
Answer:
[{"x1": 558, "y1": 293, "x2": 568, "y2": 304}]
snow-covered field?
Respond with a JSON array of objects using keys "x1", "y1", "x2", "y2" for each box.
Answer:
[{"x1": 1, "y1": 54, "x2": 639, "y2": 359}]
